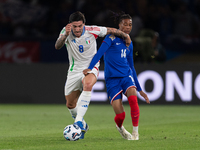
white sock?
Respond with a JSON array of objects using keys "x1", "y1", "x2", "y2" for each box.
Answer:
[
  {"x1": 75, "y1": 91, "x2": 91, "y2": 122},
  {"x1": 133, "y1": 126, "x2": 139, "y2": 133},
  {"x1": 68, "y1": 107, "x2": 77, "y2": 119},
  {"x1": 68, "y1": 106, "x2": 87, "y2": 126}
]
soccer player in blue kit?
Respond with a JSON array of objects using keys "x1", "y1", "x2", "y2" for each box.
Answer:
[{"x1": 83, "y1": 12, "x2": 150, "y2": 140}]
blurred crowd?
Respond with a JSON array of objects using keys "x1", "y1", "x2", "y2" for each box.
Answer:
[{"x1": 1, "y1": 0, "x2": 200, "y2": 63}]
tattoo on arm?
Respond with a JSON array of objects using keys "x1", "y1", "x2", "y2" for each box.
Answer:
[
  {"x1": 55, "y1": 35, "x2": 67, "y2": 49},
  {"x1": 106, "y1": 28, "x2": 128, "y2": 39}
]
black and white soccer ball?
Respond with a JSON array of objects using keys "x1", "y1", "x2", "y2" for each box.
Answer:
[{"x1": 63, "y1": 124, "x2": 82, "y2": 141}]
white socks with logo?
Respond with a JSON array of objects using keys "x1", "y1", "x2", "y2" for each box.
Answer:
[{"x1": 74, "y1": 91, "x2": 91, "y2": 122}]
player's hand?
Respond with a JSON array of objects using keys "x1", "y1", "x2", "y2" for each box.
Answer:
[
  {"x1": 65, "y1": 23, "x2": 72, "y2": 36},
  {"x1": 83, "y1": 69, "x2": 91, "y2": 76},
  {"x1": 124, "y1": 34, "x2": 131, "y2": 47},
  {"x1": 139, "y1": 91, "x2": 150, "y2": 104}
]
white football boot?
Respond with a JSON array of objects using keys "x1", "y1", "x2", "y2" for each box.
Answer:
[
  {"x1": 116, "y1": 125, "x2": 132, "y2": 140},
  {"x1": 132, "y1": 130, "x2": 139, "y2": 140}
]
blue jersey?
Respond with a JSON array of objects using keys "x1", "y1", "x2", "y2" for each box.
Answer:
[
  {"x1": 103, "y1": 35, "x2": 133, "y2": 78},
  {"x1": 88, "y1": 34, "x2": 142, "y2": 91}
]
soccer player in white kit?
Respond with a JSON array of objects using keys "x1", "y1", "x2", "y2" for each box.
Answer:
[{"x1": 55, "y1": 11, "x2": 131, "y2": 139}]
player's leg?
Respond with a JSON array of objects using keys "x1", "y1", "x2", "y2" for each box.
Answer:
[
  {"x1": 64, "y1": 71, "x2": 83, "y2": 120},
  {"x1": 64, "y1": 72, "x2": 88, "y2": 130},
  {"x1": 122, "y1": 75, "x2": 139, "y2": 140},
  {"x1": 65, "y1": 90, "x2": 89, "y2": 133},
  {"x1": 75, "y1": 73, "x2": 96, "y2": 123},
  {"x1": 126, "y1": 87, "x2": 139, "y2": 140},
  {"x1": 65, "y1": 90, "x2": 80, "y2": 119},
  {"x1": 107, "y1": 77, "x2": 132, "y2": 140},
  {"x1": 74, "y1": 73, "x2": 97, "y2": 139},
  {"x1": 75, "y1": 63, "x2": 99, "y2": 124},
  {"x1": 112, "y1": 98, "x2": 132, "y2": 140},
  {"x1": 75, "y1": 73, "x2": 96, "y2": 122},
  {"x1": 112, "y1": 98, "x2": 125, "y2": 128}
]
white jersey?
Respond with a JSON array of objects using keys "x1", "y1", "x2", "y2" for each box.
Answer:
[{"x1": 59, "y1": 25, "x2": 107, "y2": 72}]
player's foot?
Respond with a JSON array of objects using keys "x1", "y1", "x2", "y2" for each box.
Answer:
[
  {"x1": 82, "y1": 120, "x2": 89, "y2": 133},
  {"x1": 132, "y1": 130, "x2": 139, "y2": 140},
  {"x1": 116, "y1": 125, "x2": 132, "y2": 140},
  {"x1": 85, "y1": 122, "x2": 89, "y2": 132},
  {"x1": 74, "y1": 121, "x2": 87, "y2": 139},
  {"x1": 81, "y1": 121, "x2": 89, "y2": 139}
]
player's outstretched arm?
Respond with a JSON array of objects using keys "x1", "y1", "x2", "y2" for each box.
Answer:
[
  {"x1": 106, "y1": 27, "x2": 131, "y2": 46},
  {"x1": 55, "y1": 24, "x2": 72, "y2": 50},
  {"x1": 139, "y1": 91, "x2": 150, "y2": 104}
]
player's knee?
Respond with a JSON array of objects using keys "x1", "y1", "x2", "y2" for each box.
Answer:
[
  {"x1": 132, "y1": 98, "x2": 137, "y2": 105},
  {"x1": 83, "y1": 81, "x2": 93, "y2": 91},
  {"x1": 66, "y1": 102, "x2": 76, "y2": 109},
  {"x1": 128, "y1": 95, "x2": 138, "y2": 105}
]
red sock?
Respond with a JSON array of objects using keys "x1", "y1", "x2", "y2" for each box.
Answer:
[
  {"x1": 128, "y1": 95, "x2": 140, "y2": 126},
  {"x1": 114, "y1": 112, "x2": 125, "y2": 128}
]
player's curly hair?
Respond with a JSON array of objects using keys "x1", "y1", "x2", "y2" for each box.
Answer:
[
  {"x1": 69, "y1": 11, "x2": 86, "y2": 23},
  {"x1": 110, "y1": 11, "x2": 132, "y2": 24}
]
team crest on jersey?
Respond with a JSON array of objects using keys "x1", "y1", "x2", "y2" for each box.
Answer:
[
  {"x1": 85, "y1": 37, "x2": 90, "y2": 44},
  {"x1": 109, "y1": 35, "x2": 115, "y2": 41}
]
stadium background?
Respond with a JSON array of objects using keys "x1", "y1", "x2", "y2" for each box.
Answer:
[{"x1": 0, "y1": 0, "x2": 200, "y2": 105}]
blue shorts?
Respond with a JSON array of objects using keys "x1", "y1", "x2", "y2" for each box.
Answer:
[{"x1": 105, "y1": 75, "x2": 136, "y2": 104}]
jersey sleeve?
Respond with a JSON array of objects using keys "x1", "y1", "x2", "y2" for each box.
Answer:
[
  {"x1": 58, "y1": 27, "x2": 66, "y2": 38},
  {"x1": 127, "y1": 44, "x2": 142, "y2": 92},
  {"x1": 103, "y1": 34, "x2": 115, "y2": 47},
  {"x1": 88, "y1": 37, "x2": 110, "y2": 70},
  {"x1": 85, "y1": 25, "x2": 107, "y2": 38}
]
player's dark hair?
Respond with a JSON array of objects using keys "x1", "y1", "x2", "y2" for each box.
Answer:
[
  {"x1": 69, "y1": 11, "x2": 86, "y2": 23},
  {"x1": 111, "y1": 11, "x2": 132, "y2": 24}
]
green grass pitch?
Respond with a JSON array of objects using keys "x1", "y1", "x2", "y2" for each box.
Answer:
[{"x1": 0, "y1": 104, "x2": 199, "y2": 150}]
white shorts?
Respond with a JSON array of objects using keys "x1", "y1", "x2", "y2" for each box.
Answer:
[{"x1": 64, "y1": 63, "x2": 99, "y2": 96}]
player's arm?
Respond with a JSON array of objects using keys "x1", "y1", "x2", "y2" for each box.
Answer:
[
  {"x1": 127, "y1": 49, "x2": 150, "y2": 104},
  {"x1": 106, "y1": 27, "x2": 131, "y2": 47},
  {"x1": 126, "y1": 44, "x2": 142, "y2": 91},
  {"x1": 139, "y1": 91, "x2": 150, "y2": 104},
  {"x1": 130, "y1": 62, "x2": 150, "y2": 104},
  {"x1": 55, "y1": 24, "x2": 72, "y2": 50},
  {"x1": 131, "y1": 66, "x2": 149, "y2": 104},
  {"x1": 83, "y1": 41, "x2": 109, "y2": 75},
  {"x1": 127, "y1": 56, "x2": 142, "y2": 92}
]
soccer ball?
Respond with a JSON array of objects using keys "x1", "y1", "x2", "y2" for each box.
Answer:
[{"x1": 63, "y1": 124, "x2": 82, "y2": 141}]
